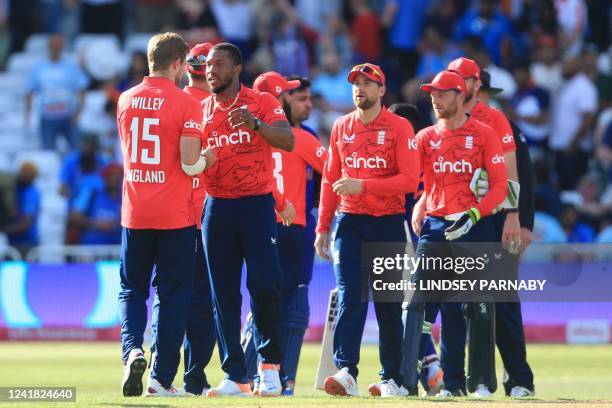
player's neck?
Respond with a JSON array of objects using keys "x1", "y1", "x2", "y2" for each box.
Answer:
[
  {"x1": 189, "y1": 78, "x2": 210, "y2": 93},
  {"x1": 441, "y1": 111, "x2": 469, "y2": 131},
  {"x1": 357, "y1": 102, "x2": 382, "y2": 124},
  {"x1": 150, "y1": 70, "x2": 175, "y2": 83},
  {"x1": 215, "y1": 81, "x2": 240, "y2": 103}
]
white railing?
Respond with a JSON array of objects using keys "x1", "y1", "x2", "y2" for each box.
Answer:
[
  {"x1": 0, "y1": 245, "x2": 23, "y2": 261},
  {"x1": 25, "y1": 245, "x2": 121, "y2": 263}
]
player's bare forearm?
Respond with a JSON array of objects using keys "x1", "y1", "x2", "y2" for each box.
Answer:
[
  {"x1": 503, "y1": 151, "x2": 519, "y2": 182},
  {"x1": 258, "y1": 120, "x2": 295, "y2": 151}
]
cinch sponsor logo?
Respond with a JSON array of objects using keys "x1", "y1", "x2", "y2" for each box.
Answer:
[
  {"x1": 274, "y1": 107, "x2": 285, "y2": 115},
  {"x1": 345, "y1": 152, "x2": 387, "y2": 169},
  {"x1": 184, "y1": 119, "x2": 202, "y2": 130},
  {"x1": 492, "y1": 154, "x2": 505, "y2": 164},
  {"x1": 316, "y1": 146, "x2": 326, "y2": 158},
  {"x1": 503, "y1": 135, "x2": 513, "y2": 144},
  {"x1": 433, "y1": 157, "x2": 473, "y2": 173},
  {"x1": 207, "y1": 129, "x2": 252, "y2": 148}
]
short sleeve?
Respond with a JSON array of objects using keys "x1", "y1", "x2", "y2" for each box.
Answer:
[
  {"x1": 577, "y1": 80, "x2": 598, "y2": 113},
  {"x1": 181, "y1": 96, "x2": 204, "y2": 138},
  {"x1": 72, "y1": 63, "x2": 90, "y2": 91},
  {"x1": 258, "y1": 92, "x2": 288, "y2": 125},
  {"x1": 73, "y1": 186, "x2": 96, "y2": 214}
]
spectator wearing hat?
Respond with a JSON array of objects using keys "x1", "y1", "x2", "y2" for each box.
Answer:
[
  {"x1": 69, "y1": 163, "x2": 122, "y2": 245},
  {"x1": 2, "y1": 162, "x2": 40, "y2": 258},
  {"x1": 24, "y1": 34, "x2": 89, "y2": 150}
]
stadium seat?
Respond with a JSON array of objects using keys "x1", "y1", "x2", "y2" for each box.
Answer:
[
  {"x1": 124, "y1": 33, "x2": 154, "y2": 54},
  {"x1": 7, "y1": 53, "x2": 40, "y2": 74},
  {"x1": 73, "y1": 34, "x2": 121, "y2": 55},
  {"x1": 78, "y1": 91, "x2": 114, "y2": 136},
  {"x1": 24, "y1": 34, "x2": 50, "y2": 55}
]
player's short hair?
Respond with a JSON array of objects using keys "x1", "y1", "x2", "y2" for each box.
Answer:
[
  {"x1": 147, "y1": 32, "x2": 189, "y2": 72},
  {"x1": 388, "y1": 103, "x2": 422, "y2": 132},
  {"x1": 286, "y1": 75, "x2": 312, "y2": 94},
  {"x1": 210, "y1": 43, "x2": 243, "y2": 66},
  {"x1": 188, "y1": 72, "x2": 206, "y2": 81}
]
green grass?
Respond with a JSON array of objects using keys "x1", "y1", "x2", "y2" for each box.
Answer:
[{"x1": 0, "y1": 342, "x2": 611, "y2": 407}]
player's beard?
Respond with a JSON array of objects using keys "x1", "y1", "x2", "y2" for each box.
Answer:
[
  {"x1": 434, "y1": 100, "x2": 458, "y2": 119},
  {"x1": 210, "y1": 74, "x2": 234, "y2": 94},
  {"x1": 355, "y1": 95, "x2": 377, "y2": 110},
  {"x1": 464, "y1": 86, "x2": 475, "y2": 104}
]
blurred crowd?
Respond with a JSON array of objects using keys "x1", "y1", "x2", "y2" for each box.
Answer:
[{"x1": 0, "y1": 0, "x2": 611, "y2": 253}]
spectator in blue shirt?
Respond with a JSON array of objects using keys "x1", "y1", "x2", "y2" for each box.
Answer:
[
  {"x1": 560, "y1": 204, "x2": 596, "y2": 243},
  {"x1": 69, "y1": 163, "x2": 122, "y2": 245},
  {"x1": 60, "y1": 133, "x2": 107, "y2": 207},
  {"x1": 454, "y1": 0, "x2": 514, "y2": 65},
  {"x1": 509, "y1": 59, "x2": 550, "y2": 159},
  {"x1": 2, "y1": 162, "x2": 40, "y2": 257},
  {"x1": 24, "y1": 34, "x2": 89, "y2": 150},
  {"x1": 382, "y1": 0, "x2": 430, "y2": 84}
]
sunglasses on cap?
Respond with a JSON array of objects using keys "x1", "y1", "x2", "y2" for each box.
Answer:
[
  {"x1": 351, "y1": 63, "x2": 382, "y2": 80},
  {"x1": 187, "y1": 53, "x2": 207, "y2": 66}
]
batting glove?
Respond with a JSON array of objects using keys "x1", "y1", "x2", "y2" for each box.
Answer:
[
  {"x1": 470, "y1": 169, "x2": 520, "y2": 213},
  {"x1": 469, "y1": 168, "x2": 489, "y2": 202},
  {"x1": 445, "y1": 208, "x2": 481, "y2": 241}
]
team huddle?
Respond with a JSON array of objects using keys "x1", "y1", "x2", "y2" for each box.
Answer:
[{"x1": 118, "y1": 32, "x2": 535, "y2": 399}]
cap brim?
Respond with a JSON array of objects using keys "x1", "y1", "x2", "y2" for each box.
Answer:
[
  {"x1": 286, "y1": 79, "x2": 301, "y2": 91},
  {"x1": 483, "y1": 86, "x2": 504, "y2": 95}
]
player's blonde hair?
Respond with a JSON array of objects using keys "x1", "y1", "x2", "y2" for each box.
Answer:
[{"x1": 147, "y1": 32, "x2": 189, "y2": 72}]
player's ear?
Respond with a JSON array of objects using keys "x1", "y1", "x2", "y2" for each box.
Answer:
[
  {"x1": 379, "y1": 84, "x2": 386, "y2": 98},
  {"x1": 234, "y1": 63, "x2": 242, "y2": 77}
]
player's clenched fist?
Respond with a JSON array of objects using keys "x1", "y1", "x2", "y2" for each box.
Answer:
[
  {"x1": 315, "y1": 232, "x2": 331, "y2": 260},
  {"x1": 228, "y1": 107, "x2": 257, "y2": 130}
]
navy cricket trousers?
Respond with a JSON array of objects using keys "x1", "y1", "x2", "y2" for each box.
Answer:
[
  {"x1": 118, "y1": 226, "x2": 197, "y2": 388},
  {"x1": 332, "y1": 212, "x2": 406, "y2": 384},
  {"x1": 414, "y1": 216, "x2": 497, "y2": 392},
  {"x1": 491, "y1": 212, "x2": 534, "y2": 391},
  {"x1": 202, "y1": 193, "x2": 283, "y2": 384},
  {"x1": 183, "y1": 231, "x2": 216, "y2": 394}
]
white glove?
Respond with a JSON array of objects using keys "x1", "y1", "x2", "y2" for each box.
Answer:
[{"x1": 444, "y1": 208, "x2": 481, "y2": 241}]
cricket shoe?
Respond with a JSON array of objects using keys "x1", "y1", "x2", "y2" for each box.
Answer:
[
  {"x1": 176, "y1": 386, "x2": 210, "y2": 396},
  {"x1": 510, "y1": 386, "x2": 535, "y2": 398},
  {"x1": 324, "y1": 367, "x2": 358, "y2": 396},
  {"x1": 420, "y1": 358, "x2": 444, "y2": 396},
  {"x1": 472, "y1": 384, "x2": 493, "y2": 398},
  {"x1": 145, "y1": 378, "x2": 190, "y2": 397},
  {"x1": 121, "y1": 348, "x2": 147, "y2": 397},
  {"x1": 206, "y1": 379, "x2": 252, "y2": 397},
  {"x1": 436, "y1": 388, "x2": 466, "y2": 398},
  {"x1": 380, "y1": 379, "x2": 409, "y2": 397},
  {"x1": 368, "y1": 380, "x2": 412, "y2": 397},
  {"x1": 257, "y1": 364, "x2": 282, "y2": 397},
  {"x1": 282, "y1": 380, "x2": 295, "y2": 396}
]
